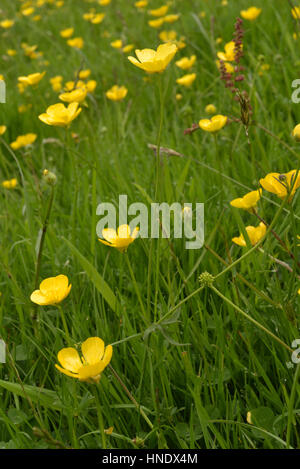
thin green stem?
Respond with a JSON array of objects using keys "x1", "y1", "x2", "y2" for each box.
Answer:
[
  {"x1": 124, "y1": 252, "x2": 148, "y2": 325},
  {"x1": 92, "y1": 385, "x2": 106, "y2": 449},
  {"x1": 286, "y1": 363, "x2": 300, "y2": 449},
  {"x1": 109, "y1": 364, "x2": 153, "y2": 430},
  {"x1": 154, "y1": 75, "x2": 164, "y2": 202},
  {"x1": 147, "y1": 75, "x2": 165, "y2": 318},
  {"x1": 209, "y1": 284, "x2": 293, "y2": 353},
  {"x1": 156, "y1": 285, "x2": 205, "y2": 326},
  {"x1": 287, "y1": 201, "x2": 298, "y2": 297},
  {"x1": 57, "y1": 304, "x2": 71, "y2": 345},
  {"x1": 90, "y1": 164, "x2": 97, "y2": 257},
  {"x1": 204, "y1": 243, "x2": 282, "y2": 309},
  {"x1": 34, "y1": 185, "x2": 55, "y2": 289}
]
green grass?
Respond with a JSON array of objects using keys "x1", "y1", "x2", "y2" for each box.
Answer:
[{"x1": 0, "y1": 0, "x2": 299, "y2": 449}]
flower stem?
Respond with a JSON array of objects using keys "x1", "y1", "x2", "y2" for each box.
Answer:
[
  {"x1": 35, "y1": 185, "x2": 55, "y2": 289},
  {"x1": 286, "y1": 363, "x2": 300, "y2": 449},
  {"x1": 124, "y1": 252, "x2": 148, "y2": 325},
  {"x1": 147, "y1": 75, "x2": 165, "y2": 318},
  {"x1": 92, "y1": 385, "x2": 106, "y2": 449},
  {"x1": 154, "y1": 74, "x2": 164, "y2": 202},
  {"x1": 209, "y1": 284, "x2": 293, "y2": 353},
  {"x1": 253, "y1": 210, "x2": 300, "y2": 269},
  {"x1": 109, "y1": 364, "x2": 153, "y2": 430},
  {"x1": 204, "y1": 243, "x2": 282, "y2": 309},
  {"x1": 57, "y1": 304, "x2": 71, "y2": 345}
]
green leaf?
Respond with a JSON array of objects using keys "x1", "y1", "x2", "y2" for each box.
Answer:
[
  {"x1": 7, "y1": 408, "x2": 29, "y2": 425},
  {"x1": 248, "y1": 407, "x2": 276, "y2": 432},
  {"x1": 62, "y1": 237, "x2": 117, "y2": 313},
  {"x1": 0, "y1": 379, "x2": 64, "y2": 412}
]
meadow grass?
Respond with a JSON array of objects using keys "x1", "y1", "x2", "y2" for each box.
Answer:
[{"x1": 0, "y1": 0, "x2": 299, "y2": 449}]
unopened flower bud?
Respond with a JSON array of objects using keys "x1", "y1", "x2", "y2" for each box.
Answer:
[
  {"x1": 43, "y1": 169, "x2": 57, "y2": 186},
  {"x1": 292, "y1": 124, "x2": 300, "y2": 142}
]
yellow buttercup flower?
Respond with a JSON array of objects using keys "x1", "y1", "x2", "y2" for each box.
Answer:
[
  {"x1": 50, "y1": 75, "x2": 63, "y2": 92},
  {"x1": 148, "y1": 5, "x2": 169, "y2": 17},
  {"x1": 30, "y1": 274, "x2": 72, "y2": 306},
  {"x1": 2, "y1": 178, "x2": 18, "y2": 189},
  {"x1": 128, "y1": 43, "x2": 177, "y2": 73},
  {"x1": 55, "y1": 337, "x2": 112, "y2": 383},
  {"x1": 18, "y1": 71, "x2": 46, "y2": 86},
  {"x1": 240, "y1": 6, "x2": 262, "y2": 21},
  {"x1": 91, "y1": 13, "x2": 105, "y2": 24},
  {"x1": 106, "y1": 85, "x2": 128, "y2": 101},
  {"x1": 83, "y1": 12, "x2": 94, "y2": 21},
  {"x1": 260, "y1": 170, "x2": 300, "y2": 202},
  {"x1": 199, "y1": 115, "x2": 227, "y2": 133},
  {"x1": 104, "y1": 427, "x2": 114, "y2": 435},
  {"x1": 176, "y1": 73, "x2": 196, "y2": 87},
  {"x1": 67, "y1": 37, "x2": 84, "y2": 49},
  {"x1": 232, "y1": 222, "x2": 266, "y2": 247},
  {"x1": 99, "y1": 0, "x2": 111, "y2": 5},
  {"x1": 159, "y1": 30, "x2": 177, "y2": 42},
  {"x1": 22, "y1": 7, "x2": 35, "y2": 16},
  {"x1": 205, "y1": 104, "x2": 217, "y2": 114},
  {"x1": 22, "y1": 44, "x2": 39, "y2": 59},
  {"x1": 216, "y1": 60, "x2": 234, "y2": 74},
  {"x1": 39, "y1": 102, "x2": 82, "y2": 127},
  {"x1": 258, "y1": 63, "x2": 270, "y2": 76},
  {"x1": 98, "y1": 224, "x2": 139, "y2": 252},
  {"x1": 291, "y1": 6, "x2": 300, "y2": 19},
  {"x1": 0, "y1": 20, "x2": 14, "y2": 29},
  {"x1": 86, "y1": 80, "x2": 97, "y2": 93},
  {"x1": 111, "y1": 39, "x2": 123, "y2": 49},
  {"x1": 163, "y1": 14, "x2": 180, "y2": 23},
  {"x1": 78, "y1": 69, "x2": 91, "y2": 80},
  {"x1": 135, "y1": 0, "x2": 148, "y2": 8},
  {"x1": 175, "y1": 37, "x2": 186, "y2": 50},
  {"x1": 0, "y1": 125, "x2": 7, "y2": 136},
  {"x1": 10, "y1": 133, "x2": 37, "y2": 150},
  {"x1": 59, "y1": 86, "x2": 87, "y2": 104},
  {"x1": 292, "y1": 123, "x2": 300, "y2": 142},
  {"x1": 7, "y1": 49, "x2": 17, "y2": 57},
  {"x1": 175, "y1": 55, "x2": 196, "y2": 70},
  {"x1": 217, "y1": 41, "x2": 236, "y2": 62},
  {"x1": 122, "y1": 44, "x2": 135, "y2": 54},
  {"x1": 60, "y1": 27, "x2": 74, "y2": 38},
  {"x1": 18, "y1": 104, "x2": 32, "y2": 113},
  {"x1": 148, "y1": 18, "x2": 165, "y2": 28},
  {"x1": 230, "y1": 189, "x2": 262, "y2": 211},
  {"x1": 64, "y1": 80, "x2": 77, "y2": 91}
]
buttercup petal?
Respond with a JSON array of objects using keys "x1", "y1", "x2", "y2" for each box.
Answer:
[
  {"x1": 30, "y1": 290, "x2": 51, "y2": 305},
  {"x1": 57, "y1": 347, "x2": 83, "y2": 373},
  {"x1": 117, "y1": 224, "x2": 131, "y2": 239},
  {"x1": 81, "y1": 337, "x2": 105, "y2": 365},
  {"x1": 78, "y1": 361, "x2": 106, "y2": 381},
  {"x1": 102, "y1": 228, "x2": 117, "y2": 244},
  {"x1": 55, "y1": 364, "x2": 79, "y2": 378}
]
